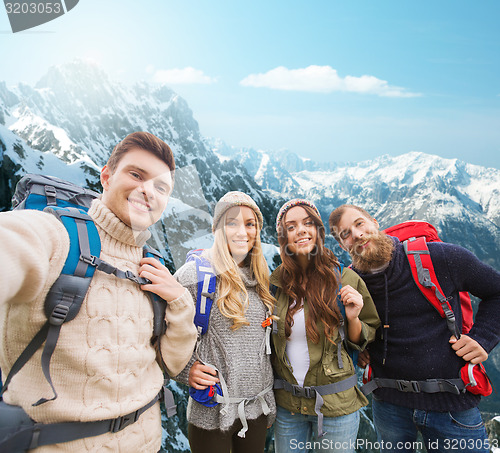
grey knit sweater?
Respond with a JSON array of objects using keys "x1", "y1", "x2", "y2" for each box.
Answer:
[{"x1": 174, "y1": 260, "x2": 276, "y2": 432}]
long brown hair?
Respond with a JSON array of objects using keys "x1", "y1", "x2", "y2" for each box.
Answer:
[{"x1": 278, "y1": 205, "x2": 341, "y2": 344}]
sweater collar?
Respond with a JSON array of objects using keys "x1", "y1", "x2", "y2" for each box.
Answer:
[{"x1": 89, "y1": 198, "x2": 151, "y2": 248}]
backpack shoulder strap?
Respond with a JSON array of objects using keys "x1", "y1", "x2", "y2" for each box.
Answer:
[
  {"x1": 1, "y1": 206, "x2": 101, "y2": 405},
  {"x1": 404, "y1": 237, "x2": 460, "y2": 338},
  {"x1": 335, "y1": 263, "x2": 359, "y2": 369},
  {"x1": 269, "y1": 284, "x2": 279, "y2": 335},
  {"x1": 186, "y1": 250, "x2": 217, "y2": 336},
  {"x1": 141, "y1": 245, "x2": 176, "y2": 418},
  {"x1": 143, "y1": 245, "x2": 168, "y2": 338},
  {"x1": 336, "y1": 263, "x2": 345, "y2": 318}
]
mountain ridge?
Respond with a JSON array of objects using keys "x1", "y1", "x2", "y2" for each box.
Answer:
[
  {"x1": 210, "y1": 140, "x2": 500, "y2": 269},
  {"x1": 1, "y1": 62, "x2": 498, "y2": 452},
  {"x1": 0, "y1": 62, "x2": 283, "y2": 270}
]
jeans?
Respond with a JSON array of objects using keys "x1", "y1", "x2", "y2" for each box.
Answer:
[
  {"x1": 274, "y1": 405, "x2": 360, "y2": 453},
  {"x1": 372, "y1": 397, "x2": 489, "y2": 453}
]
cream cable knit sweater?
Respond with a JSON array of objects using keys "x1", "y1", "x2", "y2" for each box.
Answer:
[{"x1": 0, "y1": 199, "x2": 197, "y2": 452}]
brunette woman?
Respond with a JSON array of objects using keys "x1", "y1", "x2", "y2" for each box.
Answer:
[{"x1": 271, "y1": 199, "x2": 380, "y2": 453}]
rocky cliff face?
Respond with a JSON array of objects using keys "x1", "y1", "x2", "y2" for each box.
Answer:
[{"x1": 0, "y1": 61, "x2": 282, "y2": 269}]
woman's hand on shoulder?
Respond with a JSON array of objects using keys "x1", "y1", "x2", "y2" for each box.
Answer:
[
  {"x1": 188, "y1": 361, "x2": 220, "y2": 389},
  {"x1": 340, "y1": 285, "x2": 363, "y2": 320},
  {"x1": 139, "y1": 257, "x2": 186, "y2": 302}
]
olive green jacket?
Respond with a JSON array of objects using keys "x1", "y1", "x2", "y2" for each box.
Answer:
[{"x1": 271, "y1": 265, "x2": 380, "y2": 417}]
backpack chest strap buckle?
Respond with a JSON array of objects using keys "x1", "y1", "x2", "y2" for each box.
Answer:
[
  {"x1": 396, "y1": 380, "x2": 421, "y2": 393},
  {"x1": 290, "y1": 384, "x2": 315, "y2": 399},
  {"x1": 80, "y1": 254, "x2": 97, "y2": 266},
  {"x1": 109, "y1": 409, "x2": 140, "y2": 433}
]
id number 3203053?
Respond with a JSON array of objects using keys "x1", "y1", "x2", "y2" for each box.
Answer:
[{"x1": 5, "y1": 2, "x2": 63, "y2": 14}]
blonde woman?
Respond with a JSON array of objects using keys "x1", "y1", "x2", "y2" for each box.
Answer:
[{"x1": 172, "y1": 192, "x2": 275, "y2": 453}]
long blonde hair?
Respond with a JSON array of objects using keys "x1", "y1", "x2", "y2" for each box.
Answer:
[{"x1": 210, "y1": 210, "x2": 275, "y2": 330}]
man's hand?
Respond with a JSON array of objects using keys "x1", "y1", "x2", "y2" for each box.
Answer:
[
  {"x1": 188, "y1": 361, "x2": 219, "y2": 390},
  {"x1": 449, "y1": 335, "x2": 488, "y2": 364},
  {"x1": 139, "y1": 257, "x2": 185, "y2": 302},
  {"x1": 357, "y1": 349, "x2": 370, "y2": 369}
]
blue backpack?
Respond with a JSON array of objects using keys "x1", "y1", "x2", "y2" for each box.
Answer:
[
  {"x1": 184, "y1": 249, "x2": 223, "y2": 406},
  {"x1": 0, "y1": 174, "x2": 175, "y2": 452}
]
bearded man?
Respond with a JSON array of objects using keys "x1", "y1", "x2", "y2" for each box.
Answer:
[{"x1": 329, "y1": 204, "x2": 500, "y2": 453}]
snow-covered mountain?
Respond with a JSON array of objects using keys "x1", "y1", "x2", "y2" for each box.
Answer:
[
  {"x1": 2, "y1": 62, "x2": 499, "y2": 451},
  {"x1": 212, "y1": 143, "x2": 500, "y2": 270},
  {"x1": 0, "y1": 61, "x2": 281, "y2": 270},
  {"x1": 0, "y1": 60, "x2": 286, "y2": 453},
  {"x1": 209, "y1": 139, "x2": 338, "y2": 195},
  {"x1": 211, "y1": 142, "x2": 500, "y2": 446}
]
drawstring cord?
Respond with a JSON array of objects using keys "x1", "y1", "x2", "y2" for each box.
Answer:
[{"x1": 382, "y1": 273, "x2": 389, "y2": 366}]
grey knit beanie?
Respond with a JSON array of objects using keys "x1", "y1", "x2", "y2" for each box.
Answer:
[{"x1": 212, "y1": 191, "x2": 263, "y2": 232}]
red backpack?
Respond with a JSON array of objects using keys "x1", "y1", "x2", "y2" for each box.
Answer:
[
  {"x1": 383, "y1": 220, "x2": 473, "y2": 334},
  {"x1": 359, "y1": 221, "x2": 492, "y2": 397}
]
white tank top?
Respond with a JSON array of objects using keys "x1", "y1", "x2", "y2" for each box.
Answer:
[{"x1": 286, "y1": 302, "x2": 310, "y2": 387}]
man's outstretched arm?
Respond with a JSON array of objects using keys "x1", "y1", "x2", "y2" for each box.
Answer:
[{"x1": 0, "y1": 210, "x2": 69, "y2": 305}]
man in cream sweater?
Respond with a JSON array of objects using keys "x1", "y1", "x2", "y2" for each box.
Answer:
[{"x1": 0, "y1": 132, "x2": 197, "y2": 452}]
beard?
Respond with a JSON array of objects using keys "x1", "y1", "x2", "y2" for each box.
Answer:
[{"x1": 350, "y1": 232, "x2": 394, "y2": 273}]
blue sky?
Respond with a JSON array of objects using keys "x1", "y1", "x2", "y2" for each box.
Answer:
[{"x1": 1, "y1": 0, "x2": 499, "y2": 168}]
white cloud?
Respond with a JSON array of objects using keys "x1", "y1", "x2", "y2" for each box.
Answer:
[
  {"x1": 152, "y1": 67, "x2": 216, "y2": 85},
  {"x1": 240, "y1": 65, "x2": 420, "y2": 98}
]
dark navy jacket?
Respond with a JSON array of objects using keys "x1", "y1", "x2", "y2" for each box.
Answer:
[{"x1": 353, "y1": 237, "x2": 500, "y2": 412}]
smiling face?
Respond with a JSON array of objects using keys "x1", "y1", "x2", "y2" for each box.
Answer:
[
  {"x1": 336, "y1": 206, "x2": 394, "y2": 271},
  {"x1": 284, "y1": 206, "x2": 318, "y2": 261},
  {"x1": 224, "y1": 206, "x2": 257, "y2": 265},
  {"x1": 100, "y1": 147, "x2": 173, "y2": 231},
  {"x1": 336, "y1": 207, "x2": 380, "y2": 254}
]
